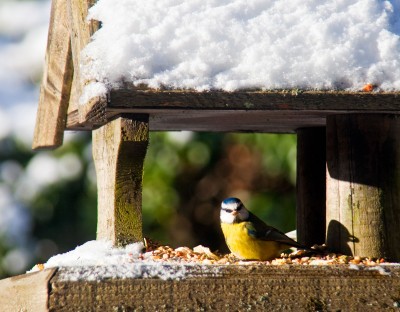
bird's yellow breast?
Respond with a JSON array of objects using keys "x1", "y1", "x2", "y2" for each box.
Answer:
[{"x1": 221, "y1": 222, "x2": 284, "y2": 261}]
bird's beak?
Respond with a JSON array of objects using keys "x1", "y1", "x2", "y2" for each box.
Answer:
[{"x1": 232, "y1": 210, "x2": 238, "y2": 216}]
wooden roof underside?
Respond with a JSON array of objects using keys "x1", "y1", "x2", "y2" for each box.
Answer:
[{"x1": 67, "y1": 88, "x2": 400, "y2": 133}]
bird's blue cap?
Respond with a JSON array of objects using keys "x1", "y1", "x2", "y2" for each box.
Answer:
[{"x1": 222, "y1": 197, "x2": 241, "y2": 205}]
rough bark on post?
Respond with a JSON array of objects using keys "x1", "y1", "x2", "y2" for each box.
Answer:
[
  {"x1": 326, "y1": 114, "x2": 400, "y2": 260},
  {"x1": 93, "y1": 115, "x2": 149, "y2": 246},
  {"x1": 296, "y1": 127, "x2": 326, "y2": 246}
]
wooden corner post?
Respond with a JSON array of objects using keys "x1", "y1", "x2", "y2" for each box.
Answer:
[
  {"x1": 326, "y1": 114, "x2": 400, "y2": 260},
  {"x1": 93, "y1": 115, "x2": 149, "y2": 246},
  {"x1": 296, "y1": 127, "x2": 326, "y2": 246}
]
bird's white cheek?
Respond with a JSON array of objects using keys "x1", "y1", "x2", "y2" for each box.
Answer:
[{"x1": 220, "y1": 211, "x2": 236, "y2": 224}]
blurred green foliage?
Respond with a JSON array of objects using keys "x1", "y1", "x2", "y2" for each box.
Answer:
[
  {"x1": 0, "y1": 131, "x2": 296, "y2": 278},
  {"x1": 142, "y1": 132, "x2": 297, "y2": 252}
]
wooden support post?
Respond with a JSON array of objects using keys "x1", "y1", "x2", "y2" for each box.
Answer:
[
  {"x1": 93, "y1": 115, "x2": 149, "y2": 246},
  {"x1": 326, "y1": 114, "x2": 400, "y2": 260},
  {"x1": 296, "y1": 128, "x2": 326, "y2": 246}
]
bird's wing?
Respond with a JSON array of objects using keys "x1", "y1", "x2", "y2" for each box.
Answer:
[{"x1": 245, "y1": 212, "x2": 305, "y2": 248}]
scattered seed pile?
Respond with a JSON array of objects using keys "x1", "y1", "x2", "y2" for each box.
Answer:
[
  {"x1": 30, "y1": 238, "x2": 389, "y2": 273},
  {"x1": 142, "y1": 238, "x2": 386, "y2": 266}
]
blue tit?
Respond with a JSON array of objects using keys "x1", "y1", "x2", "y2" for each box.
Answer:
[{"x1": 220, "y1": 197, "x2": 305, "y2": 261}]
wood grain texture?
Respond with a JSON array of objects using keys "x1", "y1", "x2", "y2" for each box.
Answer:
[
  {"x1": 48, "y1": 265, "x2": 400, "y2": 311},
  {"x1": 0, "y1": 268, "x2": 56, "y2": 312},
  {"x1": 93, "y1": 115, "x2": 149, "y2": 246},
  {"x1": 32, "y1": 0, "x2": 72, "y2": 150},
  {"x1": 67, "y1": 0, "x2": 102, "y2": 124},
  {"x1": 296, "y1": 127, "x2": 326, "y2": 246},
  {"x1": 109, "y1": 88, "x2": 400, "y2": 111},
  {"x1": 67, "y1": 89, "x2": 400, "y2": 132},
  {"x1": 326, "y1": 114, "x2": 400, "y2": 260}
]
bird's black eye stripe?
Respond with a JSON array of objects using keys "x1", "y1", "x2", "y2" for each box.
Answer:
[
  {"x1": 223, "y1": 208, "x2": 233, "y2": 213},
  {"x1": 237, "y1": 204, "x2": 243, "y2": 211}
]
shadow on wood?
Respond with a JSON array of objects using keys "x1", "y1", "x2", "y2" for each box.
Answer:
[
  {"x1": 93, "y1": 115, "x2": 149, "y2": 246},
  {"x1": 326, "y1": 114, "x2": 400, "y2": 260},
  {"x1": 326, "y1": 220, "x2": 359, "y2": 256},
  {"x1": 296, "y1": 127, "x2": 326, "y2": 246}
]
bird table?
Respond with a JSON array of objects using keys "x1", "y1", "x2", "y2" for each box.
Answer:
[{"x1": 4, "y1": 0, "x2": 400, "y2": 310}]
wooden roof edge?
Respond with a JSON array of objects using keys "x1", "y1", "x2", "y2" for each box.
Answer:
[
  {"x1": 62, "y1": 83, "x2": 400, "y2": 131},
  {"x1": 112, "y1": 83, "x2": 400, "y2": 95},
  {"x1": 107, "y1": 86, "x2": 400, "y2": 110},
  {"x1": 56, "y1": 83, "x2": 400, "y2": 136}
]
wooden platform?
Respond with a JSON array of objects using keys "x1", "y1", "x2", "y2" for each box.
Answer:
[{"x1": 1, "y1": 264, "x2": 400, "y2": 311}]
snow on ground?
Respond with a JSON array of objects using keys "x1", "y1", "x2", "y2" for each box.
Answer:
[{"x1": 82, "y1": 0, "x2": 400, "y2": 98}]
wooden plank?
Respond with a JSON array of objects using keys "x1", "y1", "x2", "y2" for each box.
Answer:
[
  {"x1": 0, "y1": 268, "x2": 56, "y2": 311},
  {"x1": 66, "y1": 109, "x2": 324, "y2": 132},
  {"x1": 296, "y1": 127, "x2": 326, "y2": 246},
  {"x1": 66, "y1": 88, "x2": 400, "y2": 132},
  {"x1": 66, "y1": 69, "x2": 80, "y2": 123},
  {"x1": 326, "y1": 114, "x2": 400, "y2": 261},
  {"x1": 109, "y1": 88, "x2": 400, "y2": 111},
  {"x1": 66, "y1": 108, "x2": 398, "y2": 133},
  {"x1": 67, "y1": 0, "x2": 103, "y2": 124},
  {"x1": 93, "y1": 115, "x2": 149, "y2": 246},
  {"x1": 48, "y1": 264, "x2": 400, "y2": 311},
  {"x1": 32, "y1": 0, "x2": 73, "y2": 150}
]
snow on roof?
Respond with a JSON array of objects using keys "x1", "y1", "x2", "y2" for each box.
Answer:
[{"x1": 81, "y1": 0, "x2": 400, "y2": 97}]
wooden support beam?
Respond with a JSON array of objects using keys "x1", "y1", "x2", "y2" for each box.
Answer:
[
  {"x1": 326, "y1": 114, "x2": 400, "y2": 261},
  {"x1": 93, "y1": 115, "x2": 149, "y2": 246},
  {"x1": 66, "y1": 88, "x2": 400, "y2": 132},
  {"x1": 296, "y1": 127, "x2": 326, "y2": 246},
  {"x1": 32, "y1": 0, "x2": 73, "y2": 150}
]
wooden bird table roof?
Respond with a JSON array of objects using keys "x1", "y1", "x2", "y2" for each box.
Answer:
[{"x1": 32, "y1": 0, "x2": 400, "y2": 149}]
